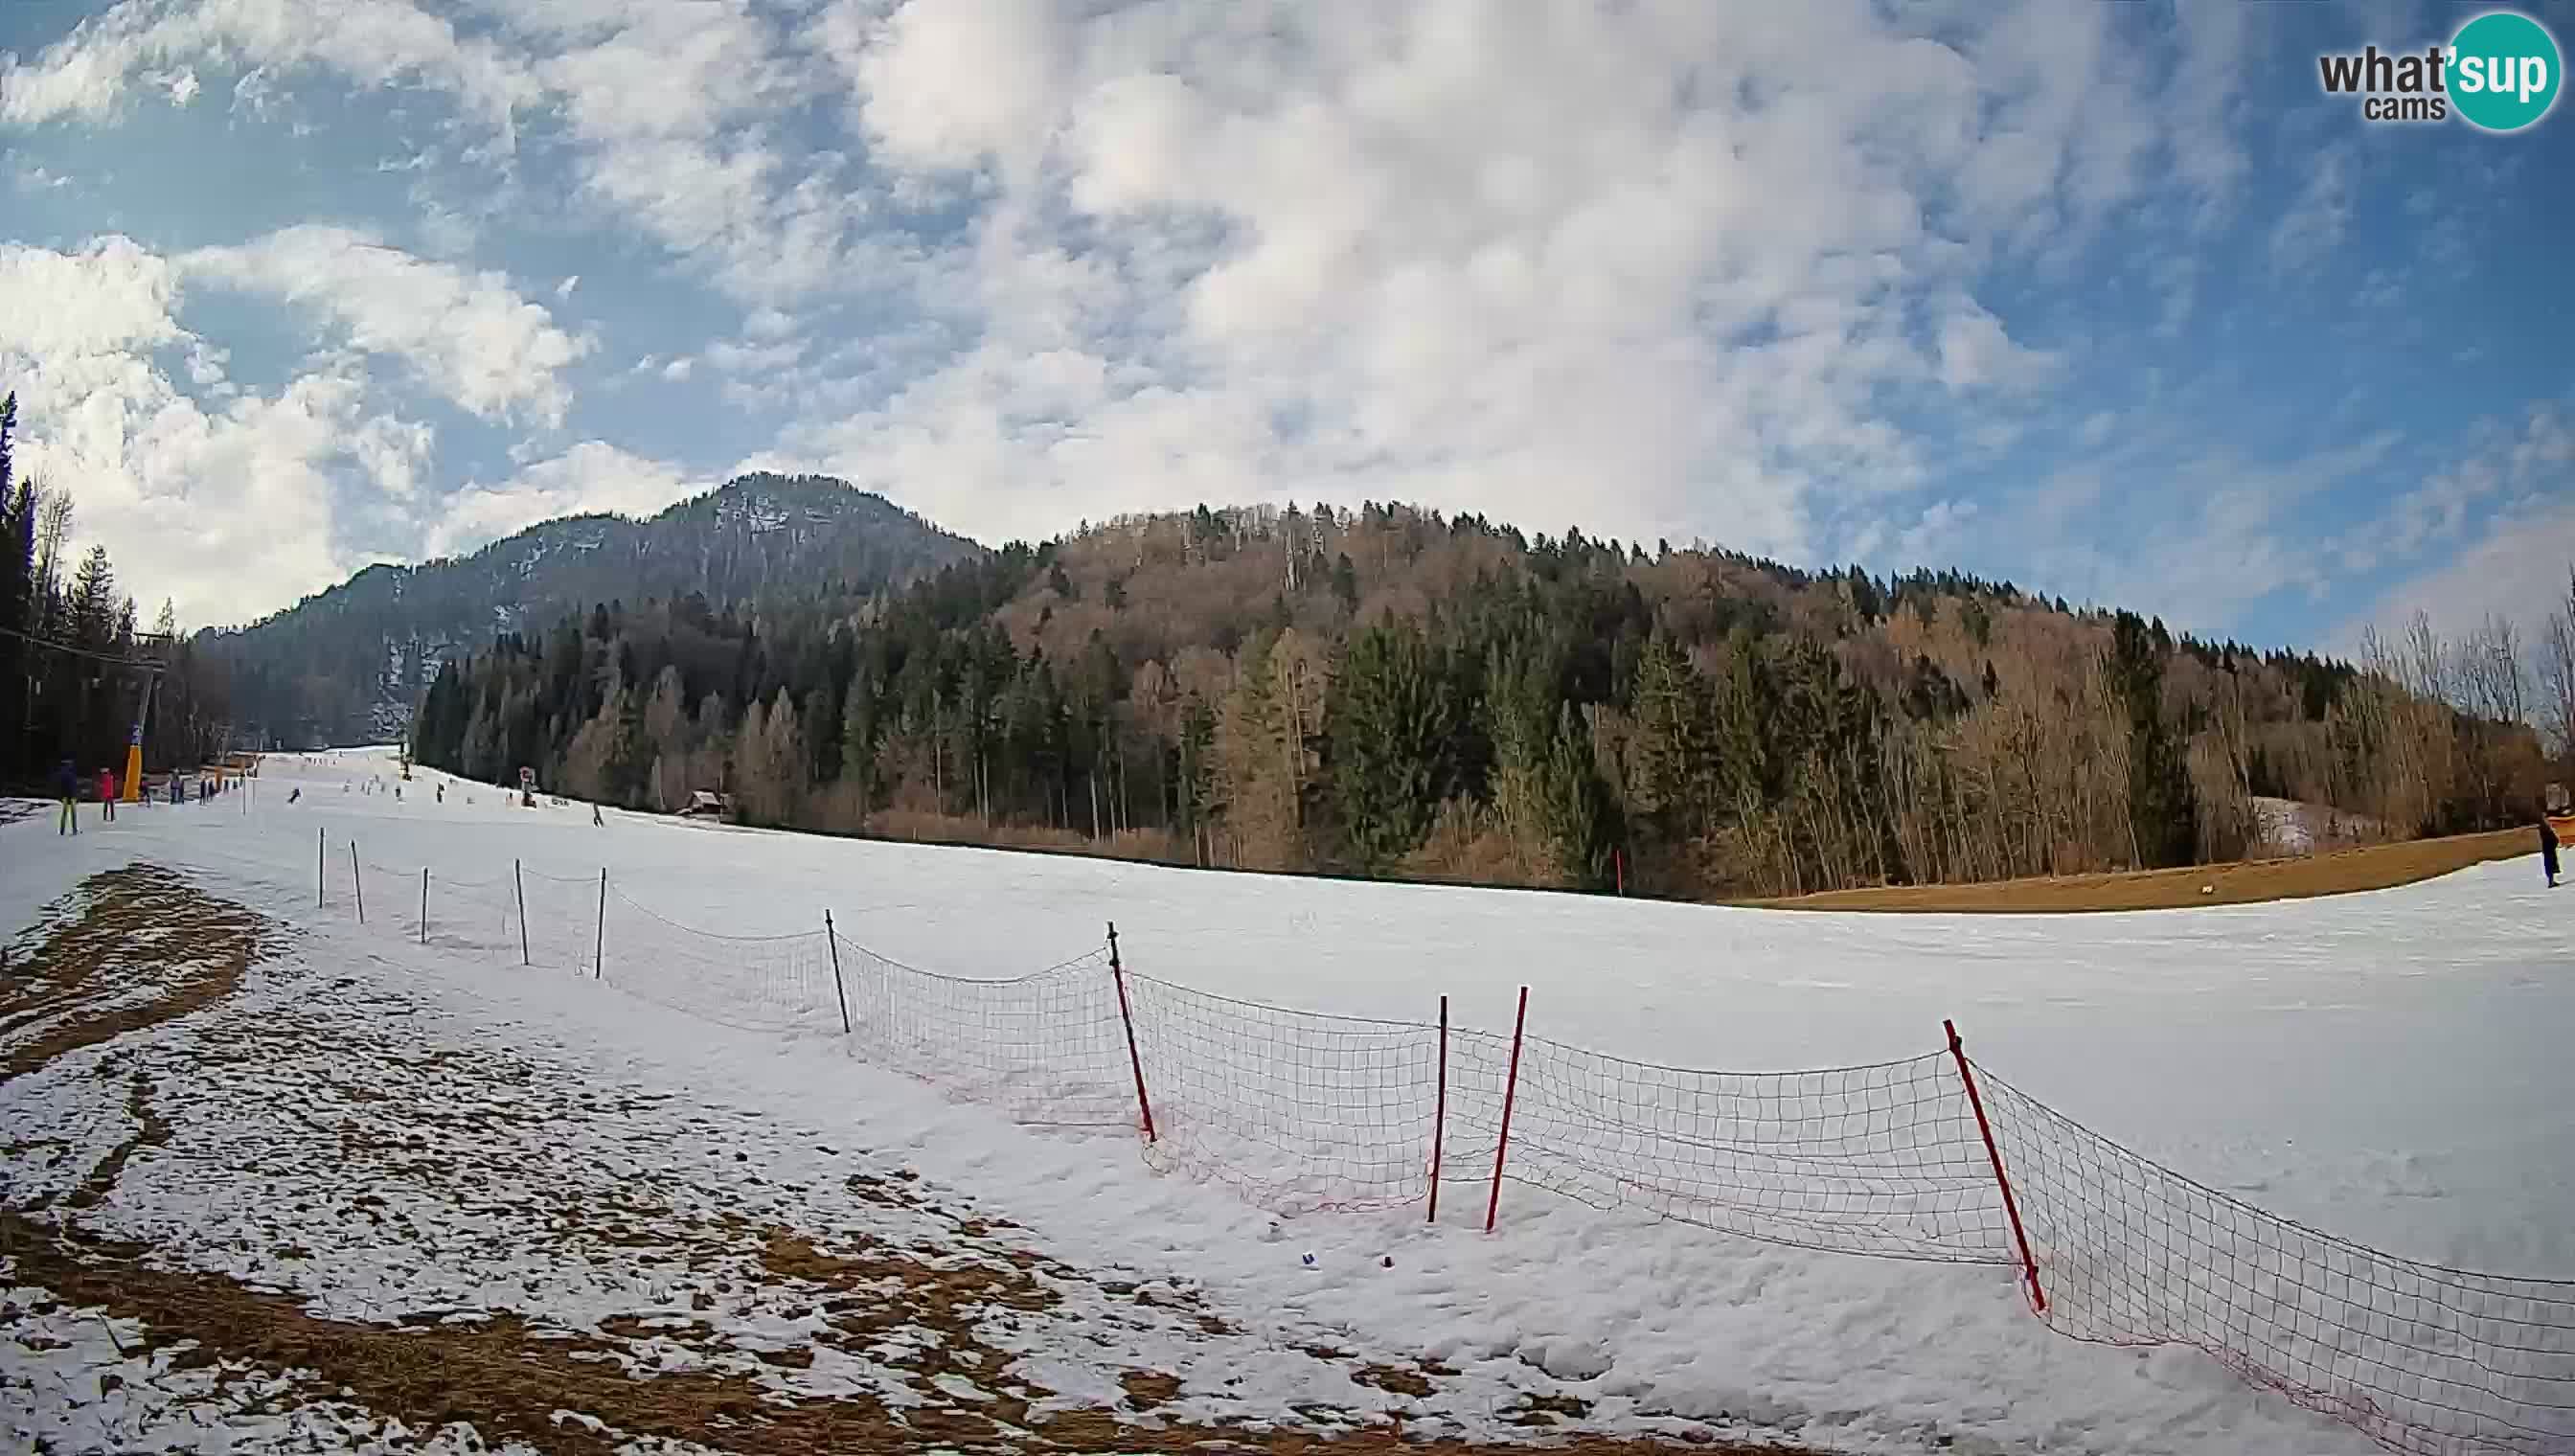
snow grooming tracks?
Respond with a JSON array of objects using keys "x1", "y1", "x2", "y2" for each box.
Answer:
[
  {"x1": 86, "y1": 834, "x2": 2575, "y2": 1456},
  {"x1": 1, "y1": 866, "x2": 1812, "y2": 1454}
]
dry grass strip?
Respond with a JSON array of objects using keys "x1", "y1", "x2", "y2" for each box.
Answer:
[{"x1": 1749, "y1": 826, "x2": 2538, "y2": 913}]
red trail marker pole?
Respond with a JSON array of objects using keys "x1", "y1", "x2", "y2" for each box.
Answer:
[
  {"x1": 1427, "y1": 992, "x2": 1448, "y2": 1224},
  {"x1": 1485, "y1": 986, "x2": 1528, "y2": 1234},
  {"x1": 1946, "y1": 1017, "x2": 2046, "y2": 1313},
  {"x1": 1107, "y1": 922, "x2": 1156, "y2": 1142}
]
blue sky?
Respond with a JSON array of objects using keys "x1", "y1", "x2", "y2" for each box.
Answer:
[{"x1": 1, "y1": 0, "x2": 2567, "y2": 648}]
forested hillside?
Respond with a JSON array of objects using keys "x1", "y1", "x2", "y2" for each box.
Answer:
[
  {"x1": 410, "y1": 503, "x2": 2573, "y2": 899},
  {"x1": 199, "y1": 473, "x2": 981, "y2": 747}
]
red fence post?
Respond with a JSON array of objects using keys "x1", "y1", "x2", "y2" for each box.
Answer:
[
  {"x1": 1428, "y1": 993, "x2": 1448, "y2": 1224},
  {"x1": 1945, "y1": 1018, "x2": 2046, "y2": 1313},
  {"x1": 1484, "y1": 986, "x2": 1528, "y2": 1234},
  {"x1": 1107, "y1": 922, "x2": 1156, "y2": 1142}
]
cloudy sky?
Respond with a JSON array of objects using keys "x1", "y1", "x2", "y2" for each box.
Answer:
[{"x1": 2, "y1": 0, "x2": 2568, "y2": 646}]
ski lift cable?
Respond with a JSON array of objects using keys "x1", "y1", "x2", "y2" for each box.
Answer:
[{"x1": 0, "y1": 621, "x2": 169, "y2": 670}]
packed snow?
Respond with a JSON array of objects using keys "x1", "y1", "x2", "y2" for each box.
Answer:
[{"x1": 3, "y1": 745, "x2": 2568, "y2": 1455}]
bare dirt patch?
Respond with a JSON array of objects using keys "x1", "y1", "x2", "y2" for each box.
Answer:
[{"x1": 1747, "y1": 827, "x2": 2539, "y2": 913}]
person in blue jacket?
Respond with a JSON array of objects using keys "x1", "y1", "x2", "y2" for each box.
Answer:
[
  {"x1": 2542, "y1": 817, "x2": 2562, "y2": 889},
  {"x1": 55, "y1": 759, "x2": 78, "y2": 834}
]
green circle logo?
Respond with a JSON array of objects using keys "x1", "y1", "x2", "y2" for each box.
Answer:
[{"x1": 2450, "y1": 11, "x2": 2561, "y2": 131}]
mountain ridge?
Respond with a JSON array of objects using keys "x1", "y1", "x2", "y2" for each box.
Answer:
[{"x1": 207, "y1": 473, "x2": 986, "y2": 745}]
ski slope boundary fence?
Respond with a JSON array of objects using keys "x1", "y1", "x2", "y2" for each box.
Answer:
[{"x1": 132, "y1": 832, "x2": 2575, "y2": 1456}]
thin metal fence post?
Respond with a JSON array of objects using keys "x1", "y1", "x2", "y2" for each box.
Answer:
[
  {"x1": 420, "y1": 867, "x2": 429, "y2": 945},
  {"x1": 1947, "y1": 1018, "x2": 2047, "y2": 1313},
  {"x1": 824, "y1": 911, "x2": 853, "y2": 1035},
  {"x1": 594, "y1": 869, "x2": 606, "y2": 980},
  {"x1": 513, "y1": 858, "x2": 530, "y2": 967},
  {"x1": 350, "y1": 842, "x2": 364, "y2": 925},
  {"x1": 1106, "y1": 921, "x2": 1156, "y2": 1142},
  {"x1": 1428, "y1": 992, "x2": 1448, "y2": 1224},
  {"x1": 317, "y1": 827, "x2": 326, "y2": 906},
  {"x1": 1485, "y1": 985, "x2": 1528, "y2": 1234}
]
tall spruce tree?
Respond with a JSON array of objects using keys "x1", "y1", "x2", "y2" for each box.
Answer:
[
  {"x1": 2109, "y1": 610, "x2": 2199, "y2": 867},
  {"x1": 1326, "y1": 617, "x2": 1454, "y2": 869}
]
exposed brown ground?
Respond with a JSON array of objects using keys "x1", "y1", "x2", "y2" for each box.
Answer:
[
  {"x1": 1, "y1": 865, "x2": 1829, "y2": 1455},
  {"x1": 1745, "y1": 827, "x2": 2545, "y2": 914}
]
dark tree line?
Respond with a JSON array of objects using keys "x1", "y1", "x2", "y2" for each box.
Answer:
[
  {"x1": 406, "y1": 499, "x2": 2546, "y2": 899},
  {"x1": 0, "y1": 392, "x2": 235, "y2": 787}
]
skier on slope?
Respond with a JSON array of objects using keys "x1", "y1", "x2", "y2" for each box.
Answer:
[
  {"x1": 2542, "y1": 817, "x2": 2562, "y2": 890},
  {"x1": 592, "y1": 803, "x2": 604, "y2": 827}
]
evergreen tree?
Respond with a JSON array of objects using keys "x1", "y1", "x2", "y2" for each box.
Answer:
[
  {"x1": 1629, "y1": 633, "x2": 1711, "y2": 831},
  {"x1": 1326, "y1": 618, "x2": 1454, "y2": 869},
  {"x1": 840, "y1": 667, "x2": 879, "y2": 816},
  {"x1": 0, "y1": 395, "x2": 25, "y2": 778},
  {"x1": 2109, "y1": 611, "x2": 2198, "y2": 867}
]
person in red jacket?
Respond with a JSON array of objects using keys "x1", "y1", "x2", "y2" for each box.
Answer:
[{"x1": 99, "y1": 767, "x2": 117, "y2": 822}]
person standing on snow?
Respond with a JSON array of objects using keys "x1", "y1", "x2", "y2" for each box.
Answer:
[
  {"x1": 55, "y1": 759, "x2": 78, "y2": 835},
  {"x1": 2543, "y1": 817, "x2": 2562, "y2": 889},
  {"x1": 98, "y1": 767, "x2": 116, "y2": 822}
]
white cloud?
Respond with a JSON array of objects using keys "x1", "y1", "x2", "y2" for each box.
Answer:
[
  {"x1": 179, "y1": 225, "x2": 593, "y2": 427},
  {"x1": 426, "y1": 442, "x2": 701, "y2": 558},
  {"x1": 0, "y1": 0, "x2": 536, "y2": 134},
  {"x1": 2336, "y1": 401, "x2": 2575, "y2": 646},
  {"x1": 13, "y1": 0, "x2": 2525, "y2": 647},
  {"x1": 766, "y1": 0, "x2": 2172, "y2": 556},
  {"x1": 0, "y1": 238, "x2": 407, "y2": 626},
  {"x1": 2270, "y1": 144, "x2": 2354, "y2": 274},
  {"x1": 2344, "y1": 495, "x2": 2575, "y2": 653}
]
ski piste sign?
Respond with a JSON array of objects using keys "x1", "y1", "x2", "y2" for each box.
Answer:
[{"x1": 2316, "y1": 10, "x2": 2562, "y2": 131}]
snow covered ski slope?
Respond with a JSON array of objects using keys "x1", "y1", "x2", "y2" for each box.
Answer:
[{"x1": 4, "y1": 744, "x2": 2569, "y2": 1456}]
